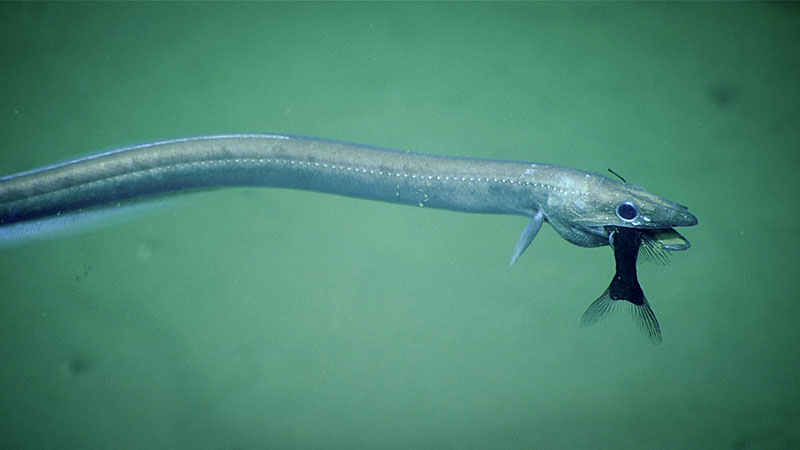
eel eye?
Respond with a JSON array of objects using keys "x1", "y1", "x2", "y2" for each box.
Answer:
[{"x1": 615, "y1": 201, "x2": 639, "y2": 222}]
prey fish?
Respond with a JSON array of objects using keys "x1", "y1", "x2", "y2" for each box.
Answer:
[{"x1": 581, "y1": 226, "x2": 690, "y2": 344}]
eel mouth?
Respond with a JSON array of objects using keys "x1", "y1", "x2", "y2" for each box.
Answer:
[
  {"x1": 604, "y1": 226, "x2": 691, "y2": 266},
  {"x1": 637, "y1": 227, "x2": 691, "y2": 251}
]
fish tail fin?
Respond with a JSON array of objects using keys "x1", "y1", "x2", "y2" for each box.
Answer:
[
  {"x1": 580, "y1": 288, "x2": 618, "y2": 325},
  {"x1": 580, "y1": 288, "x2": 663, "y2": 344}
]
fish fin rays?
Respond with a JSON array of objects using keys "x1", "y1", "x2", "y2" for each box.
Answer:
[
  {"x1": 580, "y1": 288, "x2": 663, "y2": 344},
  {"x1": 507, "y1": 211, "x2": 544, "y2": 272},
  {"x1": 580, "y1": 288, "x2": 617, "y2": 325},
  {"x1": 631, "y1": 295, "x2": 663, "y2": 344}
]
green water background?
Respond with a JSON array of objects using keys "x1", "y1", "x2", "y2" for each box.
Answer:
[{"x1": 1, "y1": 3, "x2": 798, "y2": 449}]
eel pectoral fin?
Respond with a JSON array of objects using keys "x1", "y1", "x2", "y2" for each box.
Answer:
[{"x1": 507, "y1": 210, "x2": 544, "y2": 272}]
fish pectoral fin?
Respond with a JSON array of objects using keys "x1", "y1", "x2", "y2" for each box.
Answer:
[
  {"x1": 507, "y1": 210, "x2": 544, "y2": 272},
  {"x1": 580, "y1": 288, "x2": 663, "y2": 345}
]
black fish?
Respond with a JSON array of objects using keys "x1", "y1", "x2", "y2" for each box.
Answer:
[{"x1": 581, "y1": 226, "x2": 688, "y2": 344}]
